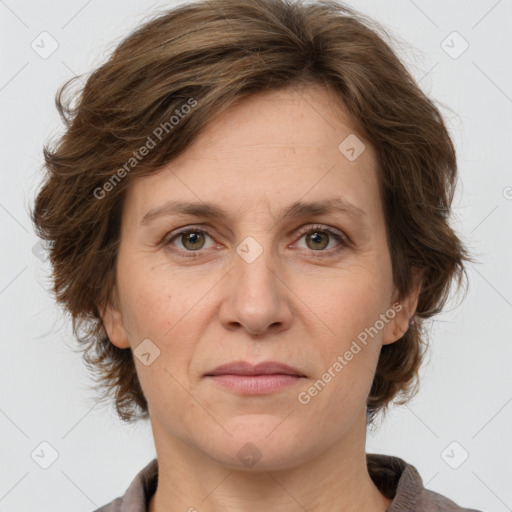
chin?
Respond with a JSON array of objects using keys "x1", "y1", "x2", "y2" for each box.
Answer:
[{"x1": 199, "y1": 420, "x2": 315, "y2": 472}]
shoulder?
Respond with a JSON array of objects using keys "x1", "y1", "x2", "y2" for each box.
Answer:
[
  {"x1": 415, "y1": 486, "x2": 484, "y2": 512},
  {"x1": 91, "y1": 497, "x2": 122, "y2": 511},
  {"x1": 89, "y1": 458, "x2": 158, "y2": 512},
  {"x1": 367, "y1": 453, "x2": 484, "y2": 512}
]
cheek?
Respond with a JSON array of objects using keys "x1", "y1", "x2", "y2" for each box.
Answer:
[
  {"x1": 117, "y1": 271, "x2": 198, "y2": 413},
  {"x1": 305, "y1": 267, "x2": 390, "y2": 341},
  {"x1": 299, "y1": 265, "x2": 391, "y2": 400},
  {"x1": 116, "y1": 254, "x2": 189, "y2": 339},
  {"x1": 120, "y1": 280, "x2": 173, "y2": 340},
  {"x1": 116, "y1": 258, "x2": 209, "y2": 381}
]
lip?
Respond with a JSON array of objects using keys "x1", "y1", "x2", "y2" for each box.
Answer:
[
  {"x1": 204, "y1": 361, "x2": 306, "y2": 395},
  {"x1": 205, "y1": 361, "x2": 306, "y2": 377}
]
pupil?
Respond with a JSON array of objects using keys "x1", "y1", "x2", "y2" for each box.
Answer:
[
  {"x1": 185, "y1": 232, "x2": 202, "y2": 249},
  {"x1": 310, "y1": 232, "x2": 326, "y2": 249}
]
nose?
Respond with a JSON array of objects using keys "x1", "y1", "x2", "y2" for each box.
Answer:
[{"x1": 218, "y1": 240, "x2": 293, "y2": 336}]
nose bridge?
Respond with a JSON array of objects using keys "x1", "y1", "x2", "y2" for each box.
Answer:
[
  {"x1": 233, "y1": 232, "x2": 279, "y2": 304},
  {"x1": 220, "y1": 231, "x2": 292, "y2": 335}
]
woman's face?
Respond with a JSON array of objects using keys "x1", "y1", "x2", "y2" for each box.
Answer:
[{"x1": 102, "y1": 83, "x2": 414, "y2": 470}]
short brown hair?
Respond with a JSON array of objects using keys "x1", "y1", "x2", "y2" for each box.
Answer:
[{"x1": 31, "y1": 0, "x2": 470, "y2": 424}]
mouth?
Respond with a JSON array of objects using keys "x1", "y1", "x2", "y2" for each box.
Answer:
[
  {"x1": 205, "y1": 360, "x2": 306, "y2": 377},
  {"x1": 204, "y1": 361, "x2": 306, "y2": 395}
]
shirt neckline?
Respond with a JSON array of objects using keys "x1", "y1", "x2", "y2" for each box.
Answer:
[{"x1": 124, "y1": 452, "x2": 423, "y2": 511}]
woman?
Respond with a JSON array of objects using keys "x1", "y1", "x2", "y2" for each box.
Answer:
[{"x1": 31, "y1": 0, "x2": 480, "y2": 510}]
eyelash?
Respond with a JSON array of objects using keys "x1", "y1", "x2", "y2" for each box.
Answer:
[{"x1": 162, "y1": 224, "x2": 350, "y2": 259}]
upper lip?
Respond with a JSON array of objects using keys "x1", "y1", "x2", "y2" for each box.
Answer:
[{"x1": 205, "y1": 361, "x2": 306, "y2": 377}]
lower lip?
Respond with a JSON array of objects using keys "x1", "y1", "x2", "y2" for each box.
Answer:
[{"x1": 206, "y1": 374, "x2": 304, "y2": 395}]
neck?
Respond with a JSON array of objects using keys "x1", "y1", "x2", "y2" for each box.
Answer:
[{"x1": 148, "y1": 410, "x2": 391, "y2": 512}]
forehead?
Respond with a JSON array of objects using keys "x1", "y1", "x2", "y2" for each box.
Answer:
[
  {"x1": 191, "y1": 82, "x2": 367, "y2": 157},
  {"x1": 122, "y1": 83, "x2": 380, "y2": 225}
]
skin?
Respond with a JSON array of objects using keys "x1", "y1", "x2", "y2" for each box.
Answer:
[{"x1": 101, "y1": 82, "x2": 421, "y2": 512}]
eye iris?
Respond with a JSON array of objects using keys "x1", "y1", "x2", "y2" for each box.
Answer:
[
  {"x1": 182, "y1": 232, "x2": 204, "y2": 250},
  {"x1": 307, "y1": 231, "x2": 328, "y2": 250}
]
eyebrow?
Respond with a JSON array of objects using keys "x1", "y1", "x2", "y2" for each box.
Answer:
[{"x1": 140, "y1": 198, "x2": 367, "y2": 227}]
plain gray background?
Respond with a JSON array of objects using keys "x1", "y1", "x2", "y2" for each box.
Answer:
[{"x1": 1, "y1": 0, "x2": 511, "y2": 510}]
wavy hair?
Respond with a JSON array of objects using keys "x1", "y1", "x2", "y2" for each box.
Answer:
[{"x1": 31, "y1": 0, "x2": 470, "y2": 424}]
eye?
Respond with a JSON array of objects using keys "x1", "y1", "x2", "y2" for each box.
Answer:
[
  {"x1": 294, "y1": 224, "x2": 348, "y2": 255},
  {"x1": 163, "y1": 224, "x2": 349, "y2": 258},
  {"x1": 165, "y1": 228, "x2": 215, "y2": 253}
]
